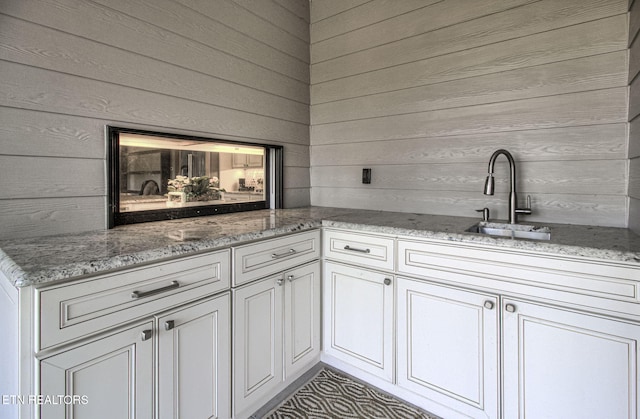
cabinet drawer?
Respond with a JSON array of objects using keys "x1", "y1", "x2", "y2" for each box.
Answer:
[
  {"x1": 233, "y1": 230, "x2": 320, "y2": 286},
  {"x1": 37, "y1": 250, "x2": 230, "y2": 350},
  {"x1": 323, "y1": 229, "x2": 394, "y2": 271}
]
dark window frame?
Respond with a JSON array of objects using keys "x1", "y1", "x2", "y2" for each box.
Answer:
[{"x1": 107, "y1": 126, "x2": 283, "y2": 228}]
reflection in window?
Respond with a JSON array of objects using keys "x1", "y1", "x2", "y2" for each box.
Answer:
[{"x1": 108, "y1": 128, "x2": 281, "y2": 226}]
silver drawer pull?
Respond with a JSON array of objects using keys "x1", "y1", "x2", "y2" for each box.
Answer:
[
  {"x1": 140, "y1": 329, "x2": 152, "y2": 341},
  {"x1": 272, "y1": 249, "x2": 296, "y2": 259},
  {"x1": 131, "y1": 281, "x2": 180, "y2": 299},
  {"x1": 344, "y1": 245, "x2": 370, "y2": 254}
]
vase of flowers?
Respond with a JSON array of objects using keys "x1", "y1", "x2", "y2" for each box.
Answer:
[{"x1": 167, "y1": 176, "x2": 225, "y2": 206}]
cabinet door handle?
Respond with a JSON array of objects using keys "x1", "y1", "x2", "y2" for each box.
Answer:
[
  {"x1": 272, "y1": 249, "x2": 296, "y2": 259},
  {"x1": 164, "y1": 320, "x2": 175, "y2": 331},
  {"x1": 287, "y1": 275, "x2": 295, "y2": 282},
  {"x1": 505, "y1": 303, "x2": 517, "y2": 313},
  {"x1": 131, "y1": 281, "x2": 180, "y2": 299},
  {"x1": 140, "y1": 329, "x2": 152, "y2": 341},
  {"x1": 484, "y1": 300, "x2": 495, "y2": 310},
  {"x1": 276, "y1": 277, "x2": 284, "y2": 286},
  {"x1": 344, "y1": 245, "x2": 371, "y2": 254},
  {"x1": 383, "y1": 278, "x2": 392, "y2": 286}
]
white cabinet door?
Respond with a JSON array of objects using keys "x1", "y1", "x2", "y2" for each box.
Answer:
[
  {"x1": 233, "y1": 276, "x2": 283, "y2": 418},
  {"x1": 284, "y1": 262, "x2": 321, "y2": 379},
  {"x1": 503, "y1": 299, "x2": 640, "y2": 418},
  {"x1": 40, "y1": 321, "x2": 154, "y2": 419},
  {"x1": 323, "y1": 262, "x2": 394, "y2": 381},
  {"x1": 397, "y1": 277, "x2": 499, "y2": 419},
  {"x1": 157, "y1": 293, "x2": 230, "y2": 419}
]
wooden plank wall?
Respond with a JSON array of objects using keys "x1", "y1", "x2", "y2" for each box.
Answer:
[
  {"x1": 310, "y1": 0, "x2": 631, "y2": 228},
  {"x1": 0, "y1": 0, "x2": 310, "y2": 239},
  {"x1": 630, "y1": 0, "x2": 640, "y2": 233}
]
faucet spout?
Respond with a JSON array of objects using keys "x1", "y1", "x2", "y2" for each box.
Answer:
[{"x1": 483, "y1": 149, "x2": 530, "y2": 224}]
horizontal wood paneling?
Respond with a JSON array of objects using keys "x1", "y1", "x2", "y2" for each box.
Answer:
[
  {"x1": 630, "y1": 0, "x2": 640, "y2": 233},
  {"x1": 629, "y1": 35, "x2": 640, "y2": 83},
  {"x1": 630, "y1": 0, "x2": 640, "y2": 46},
  {"x1": 0, "y1": 0, "x2": 310, "y2": 239},
  {"x1": 0, "y1": 197, "x2": 106, "y2": 238},
  {"x1": 233, "y1": 0, "x2": 309, "y2": 42},
  {"x1": 311, "y1": 188, "x2": 627, "y2": 228},
  {"x1": 631, "y1": 158, "x2": 640, "y2": 199},
  {"x1": 0, "y1": 156, "x2": 104, "y2": 199},
  {"x1": 311, "y1": 0, "x2": 626, "y2": 83},
  {"x1": 311, "y1": 0, "x2": 540, "y2": 63},
  {"x1": 179, "y1": 0, "x2": 309, "y2": 63},
  {"x1": 283, "y1": 187, "x2": 311, "y2": 208},
  {"x1": 310, "y1": 0, "x2": 630, "y2": 228},
  {"x1": 94, "y1": 0, "x2": 308, "y2": 81},
  {"x1": 311, "y1": 160, "x2": 627, "y2": 196},
  {"x1": 631, "y1": 118, "x2": 640, "y2": 158},
  {"x1": 0, "y1": 109, "x2": 105, "y2": 159},
  {"x1": 0, "y1": 62, "x2": 308, "y2": 145},
  {"x1": 310, "y1": 0, "x2": 370, "y2": 23},
  {"x1": 312, "y1": 15, "x2": 627, "y2": 104},
  {"x1": 312, "y1": 52, "x2": 627, "y2": 124},
  {"x1": 284, "y1": 166, "x2": 311, "y2": 190},
  {"x1": 0, "y1": 15, "x2": 308, "y2": 124},
  {"x1": 310, "y1": 0, "x2": 439, "y2": 44},
  {"x1": 274, "y1": 0, "x2": 309, "y2": 23},
  {"x1": 311, "y1": 125, "x2": 628, "y2": 166},
  {"x1": 312, "y1": 88, "x2": 628, "y2": 145},
  {"x1": 630, "y1": 197, "x2": 640, "y2": 233},
  {"x1": 2, "y1": 0, "x2": 308, "y2": 103}
]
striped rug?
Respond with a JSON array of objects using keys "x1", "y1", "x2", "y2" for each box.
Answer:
[{"x1": 264, "y1": 368, "x2": 439, "y2": 419}]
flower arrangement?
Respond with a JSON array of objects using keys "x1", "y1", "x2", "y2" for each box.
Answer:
[{"x1": 167, "y1": 176, "x2": 224, "y2": 202}]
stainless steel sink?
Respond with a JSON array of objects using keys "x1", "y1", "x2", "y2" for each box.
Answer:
[{"x1": 466, "y1": 222, "x2": 551, "y2": 240}]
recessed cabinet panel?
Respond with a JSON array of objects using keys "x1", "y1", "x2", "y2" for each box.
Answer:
[
  {"x1": 233, "y1": 230, "x2": 320, "y2": 286},
  {"x1": 323, "y1": 261, "x2": 394, "y2": 382},
  {"x1": 38, "y1": 250, "x2": 230, "y2": 350},
  {"x1": 503, "y1": 299, "x2": 640, "y2": 418},
  {"x1": 40, "y1": 321, "x2": 154, "y2": 419},
  {"x1": 323, "y1": 229, "x2": 394, "y2": 271},
  {"x1": 157, "y1": 293, "x2": 230, "y2": 419},
  {"x1": 397, "y1": 277, "x2": 499, "y2": 419},
  {"x1": 284, "y1": 262, "x2": 321, "y2": 379},
  {"x1": 233, "y1": 277, "x2": 283, "y2": 418}
]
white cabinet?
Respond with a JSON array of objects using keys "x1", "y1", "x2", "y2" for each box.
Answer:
[
  {"x1": 503, "y1": 298, "x2": 640, "y2": 418},
  {"x1": 323, "y1": 261, "x2": 394, "y2": 382},
  {"x1": 33, "y1": 250, "x2": 231, "y2": 419},
  {"x1": 39, "y1": 293, "x2": 231, "y2": 419},
  {"x1": 232, "y1": 153, "x2": 263, "y2": 168},
  {"x1": 396, "y1": 277, "x2": 499, "y2": 419},
  {"x1": 40, "y1": 321, "x2": 154, "y2": 419},
  {"x1": 284, "y1": 263, "x2": 322, "y2": 379},
  {"x1": 157, "y1": 294, "x2": 231, "y2": 419},
  {"x1": 233, "y1": 262, "x2": 320, "y2": 418}
]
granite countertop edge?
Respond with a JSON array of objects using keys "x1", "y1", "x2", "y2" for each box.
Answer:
[
  {"x1": 1, "y1": 208, "x2": 639, "y2": 288},
  {"x1": 3, "y1": 221, "x2": 323, "y2": 288},
  {"x1": 322, "y1": 220, "x2": 640, "y2": 263}
]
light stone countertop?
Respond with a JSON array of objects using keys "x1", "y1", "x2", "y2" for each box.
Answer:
[{"x1": 1, "y1": 207, "x2": 639, "y2": 288}]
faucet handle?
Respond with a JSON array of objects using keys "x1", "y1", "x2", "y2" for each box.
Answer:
[
  {"x1": 476, "y1": 208, "x2": 490, "y2": 222},
  {"x1": 515, "y1": 195, "x2": 533, "y2": 215}
]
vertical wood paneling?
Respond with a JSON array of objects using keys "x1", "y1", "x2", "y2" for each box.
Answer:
[
  {"x1": 0, "y1": 0, "x2": 310, "y2": 239},
  {"x1": 310, "y1": 0, "x2": 630, "y2": 228}
]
